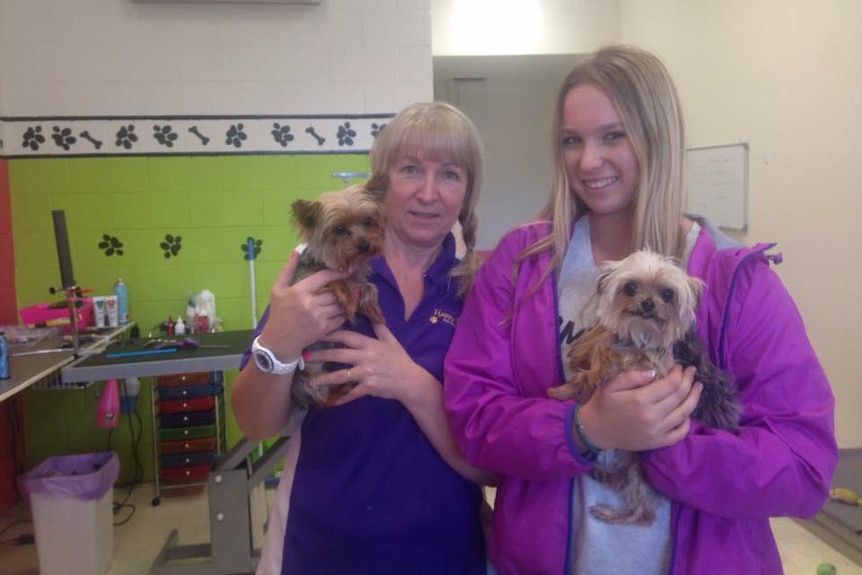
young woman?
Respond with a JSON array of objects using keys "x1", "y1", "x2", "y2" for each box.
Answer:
[
  {"x1": 443, "y1": 45, "x2": 837, "y2": 575},
  {"x1": 232, "y1": 102, "x2": 492, "y2": 575}
]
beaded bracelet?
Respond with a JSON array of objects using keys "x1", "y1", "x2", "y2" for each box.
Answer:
[{"x1": 574, "y1": 404, "x2": 602, "y2": 460}]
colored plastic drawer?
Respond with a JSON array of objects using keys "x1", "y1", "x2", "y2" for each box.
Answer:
[
  {"x1": 159, "y1": 424, "x2": 215, "y2": 441},
  {"x1": 157, "y1": 383, "x2": 221, "y2": 401},
  {"x1": 159, "y1": 437, "x2": 217, "y2": 454},
  {"x1": 159, "y1": 396, "x2": 215, "y2": 415},
  {"x1": 159, "y1": 463, "x2": 211, "y2": 483},
  {"x1": 159, "y1": 409, "x2": 215, "y2": 428},
  {"x1": 160, "y1": 451, "x2": 215, "y2": 468},
  {"x1": 156, "y1": 372, "x2": 214, "y2": 387}
]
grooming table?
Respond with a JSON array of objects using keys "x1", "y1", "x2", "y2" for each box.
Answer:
[
  {"x1": 796, "y1": 448, "x2": 862, "y2": 566},
  {"x1": 148, "y1": 434, "x2": 291, "y2": 575}
]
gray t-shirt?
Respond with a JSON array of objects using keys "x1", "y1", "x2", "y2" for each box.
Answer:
[{"x1": 557, "y1": 216, "x2": 699, "y2": 575}]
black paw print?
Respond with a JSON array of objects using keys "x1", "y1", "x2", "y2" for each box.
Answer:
[
  {"x1": 115, "y1": 125, "x2": 138, "y2": 150},
  {"x1": 241, "y1": 237, "x2": 263, "y2": 261},
  {"x1": 271, "y1": 123, "x2": 295, "y2": 147},
  {"x1": 337, "y1": 122, "x2": 357, "y2": 146},
  {"x1": 226, "y1": 124, "x2": 248, "y2": 148},
  {"x1": 22, "y1": 126, "x2": 46, "y2": 151},
  {"x1": 371, "y1": 123, "x2": 386, "y2": 138},
  {"x1": 98, "y1": 234, "x2": 124, "y2": 256},
  {"x1": 153, "y1": 125, "x2": 178, "y2": 148},
  {"x1": 159, "y1": 234, "x2": 182, "y2": 258},
  {"x1": 51, "y1": 126, "x2": 77, "y2": 151}
]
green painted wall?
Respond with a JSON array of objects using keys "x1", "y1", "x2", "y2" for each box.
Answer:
[{"x1": 10, "y1": 153, "x2": 369, "y2": 484}]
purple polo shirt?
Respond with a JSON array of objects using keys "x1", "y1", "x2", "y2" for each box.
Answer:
[{"x1": 243, "y1": 234, "x2": 486, "y2": 575}]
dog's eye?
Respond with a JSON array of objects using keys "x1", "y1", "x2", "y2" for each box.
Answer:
[
  {"x1": 363, "y1": 217, "x2": 373, "y2": 228},
  {"x1": 333, "y1": 224, "x2": 348, "y2": 235},
  {"x1": 659, "y1": 288, "x2": 675, "y2": 303},
  {"x1": 623, "y1": 281, "x2": 639, "y2": 296}
]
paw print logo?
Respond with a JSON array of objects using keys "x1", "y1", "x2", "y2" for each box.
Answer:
[
  {"x1": 271, "y1": 123, "x2": 295, "y2": 148},
  {"x1": 22, "y1": 126, "x2": 46, "y2": 151},
  {"x1": 337, "y1": 122, "x2": 357, "y2": 146},
  {"x1": 241, "y1": 237, "x2": 263, "y2": 261},
  {"x1": 371, "y1": 123, "x2": 386, "y2": 139},
  {"x1": 115, "y1": 125, "x2": 138, "y2": 150},
  {"x1": 98, "y1": 234, "x2": 124, "y2": 257},
  {"x1": 159, "y1": 234, "x2": 183, "y2": 259},
  {"x1": 226, "y1": 123, "x2": 248, "y2": 148},
  {"x1": 153, "y1": 125, "x2": 178, "y2": 148},
  {"x1": 51, "y1": 126, "x2": 77, "y2": 151}
]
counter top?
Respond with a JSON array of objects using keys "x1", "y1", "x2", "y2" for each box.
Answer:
[
  {"x1": 60, "y1": 330, "x2": 253, "y2": 384},
  {"x1": 0, "y1": 324, "x2": 134, "y2": 402}
]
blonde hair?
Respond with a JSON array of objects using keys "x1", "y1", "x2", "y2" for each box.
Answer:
[
  {"x1": 522, "y1": 45, "x2": 687, "y2": 276},
  {"x1": 367, "y1": 101, "x2": 485, "y2": 298}
]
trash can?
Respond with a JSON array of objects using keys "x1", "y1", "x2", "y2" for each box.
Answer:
[{"x1": 20, "y1": 451, "x2": 120, "y2": 575}]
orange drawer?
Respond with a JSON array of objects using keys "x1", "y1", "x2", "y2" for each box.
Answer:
[
  {"x1": 159, "y1": 396, "x2": 215, "y2": 415},
  {"x1": 159, "y1": 437, "x2": 217, "y2": 454},
  {"x1": 157, "y1": 372, "x2": 212, "y2": 387},
  {"x1": 160, "y1": 463, "x2": 210, "y2": 483}
]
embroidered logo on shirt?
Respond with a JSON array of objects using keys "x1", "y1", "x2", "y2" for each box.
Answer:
[{"x1": 430, "y1": 308, "x2": 457, "y2": 327}]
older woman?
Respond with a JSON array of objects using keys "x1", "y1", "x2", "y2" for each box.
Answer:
[{"x1": 232, "y1": 101, "x2": 492, "y2": 575}]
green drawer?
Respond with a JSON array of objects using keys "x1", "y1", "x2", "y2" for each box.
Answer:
[{"x1": 159, "y1": 424, "x2": 215, "y2": 441}]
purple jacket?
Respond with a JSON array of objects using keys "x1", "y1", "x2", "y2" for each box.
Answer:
[{"x1": 443, "y1": 218, "x2": 837, "y2": 575}]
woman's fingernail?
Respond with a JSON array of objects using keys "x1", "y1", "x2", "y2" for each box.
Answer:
[{"x1": 642, "y1": 369, "x2": 656, "y2": 380}]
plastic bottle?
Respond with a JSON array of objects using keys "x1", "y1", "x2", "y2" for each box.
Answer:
[
  {"x1": 174, "y1": 315, "x2": 186, "y2": 335},
  {"x1": 114, "y1": 278, "x2": 129, "y2": 325},
  {"x1": 165, "y1": 315, "x2": 175, "y2": 336},
  {"x1": 96, "y1": 378, "x2": 120, "y2": 428},
  {"x1": 0, "y1": 331, "x2": 9, "y2": 380}
]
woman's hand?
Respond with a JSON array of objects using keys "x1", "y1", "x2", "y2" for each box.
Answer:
[
  {"x1": 303, "y1": 323, "x2": 423, "y2": 406},
  {"x1": 256, "y1": 251, "x2": 348, "y2": 359},
  {"x1": 578, "y1": 365, "x2": 702, "y2": 452}
]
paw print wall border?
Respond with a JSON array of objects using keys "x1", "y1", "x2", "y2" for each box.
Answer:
[{"x1": 0, "y1": 114, "x2": 393, "y2": 157}]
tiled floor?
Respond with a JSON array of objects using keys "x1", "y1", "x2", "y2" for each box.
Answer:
[{"x1": 1, "y1": 482, "x2": 860, "y2": 575}]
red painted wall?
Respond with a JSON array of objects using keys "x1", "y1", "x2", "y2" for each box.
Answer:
[{"x1": 0, "y1": 158, "x2": 22, "y2": 513}]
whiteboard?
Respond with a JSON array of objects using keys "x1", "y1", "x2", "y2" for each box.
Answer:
[{"x1": 686, "y1": 143, "x2": 748, "y2": 231}]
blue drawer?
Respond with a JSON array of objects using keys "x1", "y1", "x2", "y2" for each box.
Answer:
[
  {"x1": 157, "y1": 383, "x2": 222, "y2": 401},
  {"x1": 160, "y1": 451, "x2": 216, "y2": 468}
]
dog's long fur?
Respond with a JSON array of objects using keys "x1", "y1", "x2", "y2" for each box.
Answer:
[
  {"x1": 289, "y1": 184, "x2": 384, "y2": 408},
  {"x1": 549, "y1": 250, "x2": 739, "y2": 525}
]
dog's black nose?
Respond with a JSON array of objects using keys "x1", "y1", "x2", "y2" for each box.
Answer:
[
  {"x1": 640, "y1": 298, "x2": 655, "y2": 312},
  {"x1": 358, "y1": 239, "x2": 370, "y2": 252}
]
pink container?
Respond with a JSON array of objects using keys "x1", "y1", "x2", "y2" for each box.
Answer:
[{"x1": 19, "y1": 298, "x2": 94, "y2": 332}]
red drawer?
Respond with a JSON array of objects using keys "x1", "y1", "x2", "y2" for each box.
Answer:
[
  {"x1": 157, "y1": 372, "x2": 213, "y2": 387},
  {"x1": 159, "y1": 437, "x2": 217, "y2": 454},
  {"x1": 159, "y1": 396, "x2": 214, "y2": 415},
  {"x1": 159, "y1": 463, "x2": 210, "y2": 483}
]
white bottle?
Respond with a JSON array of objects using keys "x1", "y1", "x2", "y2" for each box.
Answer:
[{"x1": 174, "y1": 315, "x2": 186, "y2": 335}]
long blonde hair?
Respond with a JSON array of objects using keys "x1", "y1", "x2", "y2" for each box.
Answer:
[
  {"x1": 521, "y1": 45, "x2": 687, "y2": 277},
  {"x1": 367, "y1": 101, "x2": 485, "y2": 298}
]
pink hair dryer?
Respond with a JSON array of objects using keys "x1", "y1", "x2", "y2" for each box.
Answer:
[{"x1": 96, "y1": 378, "x2": 121, "y2": 428}]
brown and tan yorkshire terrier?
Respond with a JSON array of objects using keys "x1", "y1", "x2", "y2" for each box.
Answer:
[
  {"x1": 289, "y1": 184, "x2": 385, "y2": 408},
  {"x1": 549, "y1": 250, "x2": 739, "y2": 525}
]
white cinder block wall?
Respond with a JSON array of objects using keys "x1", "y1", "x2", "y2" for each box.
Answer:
[{"x1": 0, "y1": 0, "x2": 433, "y2": 117}]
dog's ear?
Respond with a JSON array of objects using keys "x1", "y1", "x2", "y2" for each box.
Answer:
[
  {"x1": 687, "y1": 275, "x2": 705, "y2": 305},
  {"x1": 596, "y1": 259, "x2": 622, "y2": 295},
  {"x1": 292, "y1": 199, "x2": 322, "y2": 231}
]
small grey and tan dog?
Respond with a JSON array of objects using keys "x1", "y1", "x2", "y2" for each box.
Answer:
[
  {"x1": 549, "y1": 250, "x2": 739, "y2": 525},
  {"x1": 288, "y1": 184, "x2": 385, "y2": 409}
]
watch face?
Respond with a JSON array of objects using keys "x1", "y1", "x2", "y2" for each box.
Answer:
[{"x1": 254, "y1": 350, "x2": 274, "y2": 373}]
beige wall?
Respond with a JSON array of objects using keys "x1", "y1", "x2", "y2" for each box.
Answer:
[{"x1": 621, "y1": 0, "x2": 862, "y2": 447}]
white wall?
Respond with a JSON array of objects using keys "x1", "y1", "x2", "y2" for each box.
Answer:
[
  {"x1": 621, "y1": 0, "x2": 862, "y2": 447},
  {"x1": 431, "y1": 0, "x2": 620, "y2": 56},
  {"x1": 0, "y1": 0, "x2": 433, "y2": 117}
]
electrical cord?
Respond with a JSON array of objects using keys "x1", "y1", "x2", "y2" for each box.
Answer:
[{"x1": 106, "y1": 381, "x2": 144, "y2": 526}]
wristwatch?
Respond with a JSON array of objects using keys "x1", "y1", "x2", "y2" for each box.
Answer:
[{"x1": 251, "y1": 336, "x2": 304, "y2": 375}]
